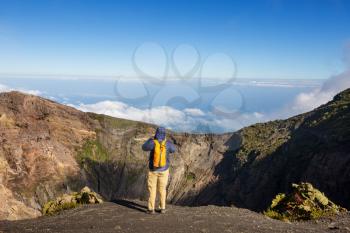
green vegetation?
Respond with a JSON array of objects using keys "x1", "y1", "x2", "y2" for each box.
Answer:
[
  {"x1": 88, "y1": 112, "x2": 143, "y2": 129},
  {"x1": 42, "y1": 187, "x2": 103, "y2": 216},
  {"x1": 236, "y1": 90, "x2": 350, "y2": 163},
  {"x1": 235, "y1": 120, "x2": 296, "y2": 163},
  {"x1": 43, "y1": 201, "x2": 78, "y2": 216},
  {"x1": 186, "y1": 172, "x2": 196, "y2": 181},
  {"x1": 77, "y1": 139, "x2": 109, "y2": 164},
  {"x1": 264, "y1": 182, "x2": 347, "y2": 222},
  {"x1": 305, "y1": 89, "x2": 350, "y2": 128}
]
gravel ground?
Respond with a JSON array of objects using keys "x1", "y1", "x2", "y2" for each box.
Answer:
[{"x1": 1, "y1": 200, "x2": 349, "y2": 233}]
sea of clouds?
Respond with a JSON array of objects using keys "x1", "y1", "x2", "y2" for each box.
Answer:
[
  {"x1": 73, "y1": 56, "x2": 350, "y2": 132},
  {"x1": 1, "y1": 49, "x2": 349, "y2": 133}
]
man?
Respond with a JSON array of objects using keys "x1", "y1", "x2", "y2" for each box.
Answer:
[{"x1": 142, "y1": 127, "x2": 176, "y2": 214}]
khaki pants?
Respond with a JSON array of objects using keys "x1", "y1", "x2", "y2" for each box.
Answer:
[{"x1": 147, "y1": 169, "x2": 169, "y2": 211}]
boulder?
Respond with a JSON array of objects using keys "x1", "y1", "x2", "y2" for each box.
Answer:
[
  {"x1": 42, "y1": 186, "x2": 103, "y2": 215},
  {"x1": 264, "y1": 182, "x2": 347, "y2": 221}
]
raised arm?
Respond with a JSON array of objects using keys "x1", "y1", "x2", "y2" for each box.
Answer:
[
  {"x1": 142, "y1": 138, "x2": 155, "y2": 151},
  {"x1": 167, "y1": 141, "x2": 176, "y2": 153}
]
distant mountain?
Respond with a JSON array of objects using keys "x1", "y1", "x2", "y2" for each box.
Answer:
[{"x1": 0, "y1": 89, "x2": 349, "y2": 220}]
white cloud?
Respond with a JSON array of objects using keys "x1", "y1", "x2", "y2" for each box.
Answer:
[
  {"x1": 74, "y1": 67, "x2": 348, "y2": 133},
  {"x1": 75, "y1": 101, "x2": 203, "y2": 131},
  {"x1": 21, "y1": 89, "x2": 42, "y2": 96},
  {"x1": 277, "y1": 48, "x2": 350, "y2": 118},
  {"x1": 0, "y1": 83, "x2": 41, "y2": 96},
  {"x1": 0, "y1": 84, "x2": 9, "y2": 92},
  {"x1": 73, "y1": 99, "x2": 269, "y2": 133},
  {"x1": 229, "y1": 79, "x2": 323, "y2": 88},
  {"x1": 289, "y1": 89, "x2": 332, "y2": 113},
  {"x1": 207, "y1": 48, "x2": 350, "y2": 128},
  {"x1": 183, "y1": 108, "x2": 205, "y2": 116}
]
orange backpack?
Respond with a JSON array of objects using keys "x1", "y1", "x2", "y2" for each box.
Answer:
[{"x1": 153, "y1": 139, "x2": 167, "y2": 168}]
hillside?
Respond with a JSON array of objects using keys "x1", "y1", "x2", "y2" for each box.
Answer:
[
  {"x1": 210, "y1": 88, "x2": 350, "y2": 211},
  {"x1": 0, "y1": 89, "x2": 349, "y2": 221}
]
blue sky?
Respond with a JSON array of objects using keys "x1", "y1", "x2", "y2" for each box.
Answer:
[
  {"x1": 0, "y1": 0, "x2": 350, "y2": 79},
  {"x1": 1, "y1": 0, "x2": 350, "y2": 132}
]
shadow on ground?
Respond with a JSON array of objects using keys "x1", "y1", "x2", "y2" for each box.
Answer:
[{"x1": 112, "y1": 199, "x2": 147, "y2": 213}]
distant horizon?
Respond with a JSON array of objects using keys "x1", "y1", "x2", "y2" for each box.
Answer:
[
  {"x1": 0, "y1": 76, "x2": 327, "y2": 133},
  {"x1": 0, "y1": 73, "x2": 329, "y2": 81}
]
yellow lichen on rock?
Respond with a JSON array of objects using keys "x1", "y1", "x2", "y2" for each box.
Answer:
[
  {"x1": 42, "y1": 186, "x2": 103, "y2": 216},
  {"x1": 264, "y1": 182, "x2": 347, "y2": 221}
]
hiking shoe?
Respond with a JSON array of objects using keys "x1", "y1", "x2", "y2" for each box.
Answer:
[
  {"x1": 159, "y1": 209, "x2": 166, "y2": 214},
  {"x1": 147, "y1": 209, "x2": 155, "y2": 215}
]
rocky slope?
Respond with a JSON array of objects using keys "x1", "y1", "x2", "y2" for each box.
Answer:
[
  {"x1": 205, "y1": 89, "x2": 350, "y2": 211},
  {"x1": 0, "y1": 89, "x2": 349, "y2": 220}
]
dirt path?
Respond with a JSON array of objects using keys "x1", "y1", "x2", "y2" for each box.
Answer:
[{"x1": 1, "y1": 200, "x2": 349, "y2": 233}]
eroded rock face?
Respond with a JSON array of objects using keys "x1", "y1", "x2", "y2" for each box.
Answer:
[
  {"x1": 76, "y1": 113, "x2": 238, "y2": 206},
  {"x1": 0, "y1": 92, "x2": 97, "y2": 220},
  {"x1": 0, "y1": 184, "x2": 41, "y2": 220},
  {"x1": 1, "y1": 89, "x2": 350, "y2": 220}
]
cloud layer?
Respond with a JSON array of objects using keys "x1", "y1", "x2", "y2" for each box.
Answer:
[
  {"x1": 1, "y1": 54, "x2": 349, "y2": 133},
  {"x1": 1, "y1": 70, "x2": 349, "y2": 133},
  {"x1": 74, "y1": 100, "x2": 268, "y2": 133},
  {"x1": 75, "y1": 101, "x2": 207, "y2": 131},
  {"x1": 0, "y1": 83, "x2": 41, "y2": 96},
  {"x1": 74, "y1": 59, "x2": 350, "y2": 133}
]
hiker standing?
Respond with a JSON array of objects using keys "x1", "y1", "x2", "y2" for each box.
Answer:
[{"x1": 142, "y1": 127, "x2": 176, "y2": 214}]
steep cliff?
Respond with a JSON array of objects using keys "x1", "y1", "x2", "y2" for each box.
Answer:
[
  {"x1": 0, "y1": 89, "x2": 349, "y2": 220},
  {"x1": 0, "y1": 91, "x2": 233, "y2": 220},
  {"x1": 0, "y1": 92, "x2": 96, "y2": 219},
  {"x1": 202, "y1": 88, "x2": 350, "y2": 211}
]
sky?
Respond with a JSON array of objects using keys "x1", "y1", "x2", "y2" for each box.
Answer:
[
  {"x1": 0, "y1": 0, "x2": 350, "y2": 133},
  {"x1": 0, "y1": 0, "x2": 350, "y2": 79}
]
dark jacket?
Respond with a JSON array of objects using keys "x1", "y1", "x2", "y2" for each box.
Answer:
[{"x1": 142, "y1": 127, "x2": 176, "y2": 172}]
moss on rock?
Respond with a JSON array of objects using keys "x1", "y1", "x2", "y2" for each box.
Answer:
[
  {"x1": 77, "y1": 140, "x2": 109, "y2": 164},
  {"x1": 264, "y1": 182, "x2": 347, "y2": 221},
  {"x1": 235, "y1": 120, "x2": 296, "y2": 164},
  {"x1": 186, "y1": 172, "x2": 196, "y2": 181},
  {"x1": 42, "y1": 186, "x2": 103, "y2": 216}
]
